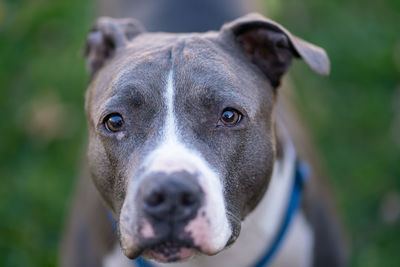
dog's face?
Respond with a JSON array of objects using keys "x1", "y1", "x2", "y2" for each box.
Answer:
[{"x1": 84, "y1": 14, "x2": 329, "y2": 262}]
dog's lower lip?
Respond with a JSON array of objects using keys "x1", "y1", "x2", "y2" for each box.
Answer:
[
  {"x1": 140, "y1": 239, "x2": 198, "y2": 262},
  {"x1": 148, "y1": 243, "x2": 197, "y2": 262},
  {"x1": 151, "y1": 239, "x2": 189, "y2": 251}
]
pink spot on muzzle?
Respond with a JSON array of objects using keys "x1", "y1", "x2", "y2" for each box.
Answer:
[
  {"x1": 140, "y1": 219, "x2": 155, "y2": 238},
  {"x1": 184, "y1": 208, "x2": 216, "y2": 254}
]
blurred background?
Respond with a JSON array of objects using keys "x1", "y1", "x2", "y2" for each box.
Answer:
[{"x1": 0, "y1": 0, "x2": 399, "y2": 266}]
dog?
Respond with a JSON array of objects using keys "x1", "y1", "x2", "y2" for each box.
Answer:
[{"x1": 60, "y1": 6, "x2": 347, "y2": 267}]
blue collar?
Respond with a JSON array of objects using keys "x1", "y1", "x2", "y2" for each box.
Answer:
[
  {"x1": 253, "y1": 159, "x2": 309, "y2": 267},
  {"x1": 109, "y1": 159, "x2": 309, "y2": 267}
]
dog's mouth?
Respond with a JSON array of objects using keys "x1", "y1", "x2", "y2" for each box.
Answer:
[{"x1": 141, "y1": 239, "x2": 198, "y2": 262}]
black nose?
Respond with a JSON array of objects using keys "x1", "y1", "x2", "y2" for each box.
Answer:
[{"x1": 141, "y1": 172, "x2": 203, "y2": 222}]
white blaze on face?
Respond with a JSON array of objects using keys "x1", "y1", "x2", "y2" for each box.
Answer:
[{"x1": 120, "y1": 69, "x2": 231, "y2": 257}]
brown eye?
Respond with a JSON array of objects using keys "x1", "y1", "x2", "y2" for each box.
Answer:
[
  {"x1": 104, "y1": 114, "x2": 124, "y2": 132},
  {"x1": 218, "y1": 108, "x2": 242, "y2": 127}
]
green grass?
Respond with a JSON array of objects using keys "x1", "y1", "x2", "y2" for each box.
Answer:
[
  {"x1": 0, "y1": 0, "x2": 93, "y2": 266},
  {"x1": 267, "y1": 0, "x2": 400, "y2": 266},
  {"x1": 0, "y1": 0, "x2": 399, "y2": 266}
]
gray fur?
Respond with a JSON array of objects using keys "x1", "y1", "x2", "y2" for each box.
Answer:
[{"x1": 61, "y1": 12, "x2": 346, "y2": 267}]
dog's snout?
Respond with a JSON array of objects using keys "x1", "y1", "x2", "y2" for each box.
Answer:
[{"x1": 141, "y1": 172, "x2": 203, "y2": 222}]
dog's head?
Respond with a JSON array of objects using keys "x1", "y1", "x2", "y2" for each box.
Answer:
[{"x1": 84, "y1": 13, "x2": 329, "y2": 262}]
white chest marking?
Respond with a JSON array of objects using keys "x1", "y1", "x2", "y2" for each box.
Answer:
[{"x1": 103, "y1": 242, "x2": 132, "y2": 267}]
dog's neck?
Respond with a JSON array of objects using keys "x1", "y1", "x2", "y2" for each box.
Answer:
[{"x1": 103, "y1": 125, "x2": 314, "y2": 267}]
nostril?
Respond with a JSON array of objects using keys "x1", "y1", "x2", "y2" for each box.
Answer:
[
  {"x1": 140, "y1": 173, "x2": 204, "y2": 222},
  {"x1": 181, "y1": 192, "x2": 197, "y2": 207},
  {"x1": 146, "y1": 191, "x2": 165, "y2": 207}
]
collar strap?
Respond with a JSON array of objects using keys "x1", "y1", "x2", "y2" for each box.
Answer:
[
  {"x1": 253, "y1": 159, "x2": 309, "y2": 267},
  {"x1": 109, "y1": 159, "x2": 309, "y2": 267}
]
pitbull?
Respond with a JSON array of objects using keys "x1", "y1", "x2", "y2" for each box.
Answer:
[{"x1": 61, "y1": 12, "x2": 347, "y2": 267}]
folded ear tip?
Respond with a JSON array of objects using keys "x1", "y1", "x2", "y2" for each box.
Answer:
[
  {"x1": 293, "y1": 37, "x2": 331, "y2": 76},
  {"x1": 322, "y1": 63, "x2": 331, "y2": 76},
  {"x1": 312, "y1": 50, "x2": 330, "y2": 75},
  {"x1": 221, "y1": 13, "x2": 332, "y2": 76},
  {"x1": 310, "y1": 61, "x2": 330, "y2": 76},
  {"x1": 317, "y1": 50, "x2": 331, "y2": 75}
]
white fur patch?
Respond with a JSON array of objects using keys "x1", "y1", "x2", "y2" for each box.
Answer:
[
  {"x1": 103, "y1": 242, "x2": 133, "y2": 267},
  {"x1": 120, "y1": 69, "x2": 231, "y2": 258},
  {"x1": 144, "y1": 70, "x2": 231, "y2": 253},
  {"x1": 269, "y1": 211, "x2": 314, "y2": 267},
  {"x1": 254, "y1": 137, "x2": 297, "y2": 245}
]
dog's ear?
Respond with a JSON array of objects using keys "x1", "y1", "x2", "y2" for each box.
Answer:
[
  {"x1": 220, "y1": 13, "x2": 330, "y2": 87},
  {"x1": 84, "y1": 17, "x2": 145, "y2": 77}
]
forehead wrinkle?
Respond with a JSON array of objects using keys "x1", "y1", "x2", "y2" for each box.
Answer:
[
  {"x1": 89, "y1": 50, "x2": 172, "y2": 127},
  {"x1": 174, "y1": 41, "x2": 260, "y2": 120}
]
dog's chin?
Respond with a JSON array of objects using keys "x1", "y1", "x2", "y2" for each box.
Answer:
[
  {"x1": 123, "y1": 238, "x2": 229, "y2": 263},
  {"x1": 122, "y1": 239, "x2": 199, "y2": 262},
  {"x1": 142, "y1": 246, "x2": 197, "y2": 263}
]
